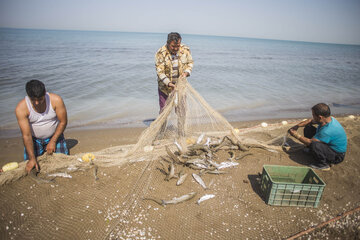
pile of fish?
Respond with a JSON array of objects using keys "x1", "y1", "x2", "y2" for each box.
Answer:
[{"x1": 144, "y1": 135, "x2": 254, "y2": 206}]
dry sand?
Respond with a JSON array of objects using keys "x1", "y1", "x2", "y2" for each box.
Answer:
[{"x1": 0, "y1": 116, "x2": 359, "y2": 239}]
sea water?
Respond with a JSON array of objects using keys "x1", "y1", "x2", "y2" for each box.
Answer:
[{"x1": 1, "y1": 28, "x2": 360, "y2": 137}]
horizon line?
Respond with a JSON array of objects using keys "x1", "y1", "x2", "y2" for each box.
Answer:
[{"x1": 1, "y1": 26, "x2": 359, "y2": 46}]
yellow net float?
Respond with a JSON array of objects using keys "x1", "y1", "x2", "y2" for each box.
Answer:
[
  {"x1": 2, "y1": 162, "x2": 19, "y2": 172},
  {"x1": 186, "y1": 138, "x2": 196, "y2": 145},
  {"x1": 81, "y1": 153, "x2": 95, "y2": 162}
]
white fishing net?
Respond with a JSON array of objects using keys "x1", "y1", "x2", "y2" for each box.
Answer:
[{"x1": 1, "y1": 77, "x2": 305, "y2": 240}]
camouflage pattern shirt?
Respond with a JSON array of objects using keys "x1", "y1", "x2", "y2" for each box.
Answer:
[{"x1": 155, "y1": 44, "x2": 194, "y2": 95}]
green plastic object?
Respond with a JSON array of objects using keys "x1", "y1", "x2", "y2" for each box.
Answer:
[{"x1": 260, "y1": 165, "x2": 326, "y2": 207}]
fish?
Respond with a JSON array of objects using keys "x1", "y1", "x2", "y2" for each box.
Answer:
[
  {"x1": 176, "y1": 173, "x2": 188, "y2": 186},
  {"x1": 159, "y1": 160, "x2": 169, "y2": 175},
  {"x1": 206, "y1": 159, "x2": 221, "y2": 169},
  {"x1": 185, "y1": 158, "x2": 206, "y2": 165},
  {"x1": 165, "y1": 160, "x2": 176, "y2": 181},
  {"x1": 218, "y1": 162, "x2": 239, "y2": 169},
  {"x1": 196, "y1": 194, "x2": 215, "y2": 205},
  {"x1": 197, "y1": 133, "x2": 205, "y2": 144},
  {"x1": 194, "y1": 163, "x2": 209, "y2": 169},
  {"x1": 192, "y1": 173, "x2": 207, "y2": 189},
  {"x1": 29, "y1": 170, "x2": 55, "y2": 184},
  {"x1": 205, "y1": 170, "x2": 227, "y2": 175},
  {"x1": 204, "y1": 137, "x2": 211, "y2": 147},
  {"x1": 174, "y1": 141, "x2": 183, "y2": 153},
  {"x1": 48, "y1": 172, "x2": 72, "y2": 178},
  {"x1": 188, "y1": 165, "x2": 203, "y2": 170},
  {"x1": 166, "y1": 146, "x2": 182, "y2": 163},
  {"x1": 228, "y1": 151, "x2": 235, "y2": 161},
  {"x1": 143, "y1": 192, "x2": 197, "y2": 206}
]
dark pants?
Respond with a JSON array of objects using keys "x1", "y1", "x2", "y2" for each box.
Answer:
[
  {"x1": 158, "y1": 88, "x2": 168, "y2": 113},
  {"x1": 157, "y1": 88, "x2": 187, "y2": 138},
  {"x1": 304, "y1": 124, "x2": 345, "y2": 166}
]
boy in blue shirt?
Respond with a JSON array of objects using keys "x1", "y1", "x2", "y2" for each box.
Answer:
[{"x1": 288, "y1": 103, "x2": 347, "y2": 171}]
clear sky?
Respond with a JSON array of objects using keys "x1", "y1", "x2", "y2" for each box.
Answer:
[{"x1": 0, "y1": 0, "x2": 359, "y2": 45}]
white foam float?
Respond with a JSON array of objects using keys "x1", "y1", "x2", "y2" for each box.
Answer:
[{"x1": 143, "y1": 145, "x2": 154, "y2": 152}]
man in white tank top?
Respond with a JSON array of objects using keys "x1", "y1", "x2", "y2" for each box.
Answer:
[{"x1": 15, "y1": 80, "x2": 69, "y2": 173}]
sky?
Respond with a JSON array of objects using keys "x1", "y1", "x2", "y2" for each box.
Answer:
[{"x1": 0, "y1": 0, "x2": 360, "y2": 45}]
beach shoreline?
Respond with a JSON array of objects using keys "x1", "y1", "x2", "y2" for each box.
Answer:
[{"x1": 1, "y1": 114, "x2": 357, "y2": 167}]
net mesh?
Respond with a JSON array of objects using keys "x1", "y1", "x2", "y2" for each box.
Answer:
[{"x1": 1, "y1": 79, "x2": 359, "y2": 239}]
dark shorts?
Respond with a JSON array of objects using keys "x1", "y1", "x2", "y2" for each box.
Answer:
[
  {"x1": 24, "y1": 133, "x2": 69, "y2": 160},
  {"x1": 304, "y1": 124, "x2": 345, "y2": 166}
]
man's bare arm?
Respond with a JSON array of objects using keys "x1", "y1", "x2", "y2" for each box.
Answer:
[
  {"x1": 46, "y1": 93, "x2": 67, "y2": 154},
  {"x1": 15, "y1": 100, "x2": 39, "y2": 173}
]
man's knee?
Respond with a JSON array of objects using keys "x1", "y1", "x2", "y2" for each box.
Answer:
[{"x1": 309, "y1": 141, "x2": 321, "y2": 152}]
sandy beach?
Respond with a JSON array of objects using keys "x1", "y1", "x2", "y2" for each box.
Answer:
[{"x1": 0, "y1": 116, "x2": 359, "y2": 239}]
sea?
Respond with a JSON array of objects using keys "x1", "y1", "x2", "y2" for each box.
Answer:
[{"x1": 1, "y1": 28, "x2": 360, "y2": 138}]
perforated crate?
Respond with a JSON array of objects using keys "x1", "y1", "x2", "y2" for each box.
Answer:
[{"x1": 260, "y1": 165, "x2": 326, "y2": 207}]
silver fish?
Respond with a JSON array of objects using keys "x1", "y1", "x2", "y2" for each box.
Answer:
[
  {"x1": 186, "y1": 158, "x2": 206, "y2": 165},
  {"x1": 29, "y1": 170, "x2": 55, "y2": 184},
  {"x1": 197, "y1": 133, "x2": 205, "y2": 144},
  {"x1": 194, "y1": 163, "x2": 209, "y2": 169},
  {"x1": 218, "y1": 162, "x2": 239, "y2": 169},
  {"x1": 206, "y1": 170, "x2": 227, "y2": 175},
  {"x1": 144, "y1": 192, "x2": 197, "y2": 206},
  {"x1": 196, "y1": 194, "x2": 215, "y2": 205},
  {"x1": 192, "y1": 173, "x2": 207, "y2": 189},
  {"x1": 204, "y1": 137, "x2": 211, "y2": 147},
  {"x1": 163, "y1": 192, "x2": 197, "y2": 205},
  {"x1": 165, "y1": 161, "x2": 176, "y2": 181},
  {"x1": 176, "y1": 173, "x2": 188, "y2": 186},
  {"x1": 48, "y1": 172, "x2": 72, "y2": 178},
  {"x1": 228, "y1": 151, "x2": 235, "y2": 161},
  {"x1": 174, "y1": 141, "x2": 183, "y2": 153},
  {"x1": 206, "y1": 159, "x2": 221, "y2": 169},
  {"x1": 166, "y1": 146, "x2": 182, "y2": 163}
]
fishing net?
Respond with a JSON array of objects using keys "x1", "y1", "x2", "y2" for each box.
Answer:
[{"x1": 2, "y1": 78, "x2": 357, "y2": 239}]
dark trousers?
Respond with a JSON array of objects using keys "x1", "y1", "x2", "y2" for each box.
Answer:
[{"x1": 304, "y1": 124, "x2": 345, "y2": 166}]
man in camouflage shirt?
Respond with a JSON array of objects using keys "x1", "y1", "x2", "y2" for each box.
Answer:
[{"x1": 155, "y1": 32, "x2": 194, "y2": 112}]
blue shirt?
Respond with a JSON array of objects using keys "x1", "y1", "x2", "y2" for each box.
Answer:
[{"x1": 314, "y1": 117, "x2": 347, "y2": 153}]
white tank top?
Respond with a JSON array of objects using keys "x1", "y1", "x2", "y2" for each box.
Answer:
[{"x1": 25, "y1": 92, "x2": 59, "y2": 139}]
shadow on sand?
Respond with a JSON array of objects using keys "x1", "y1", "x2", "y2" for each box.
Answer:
[{"x1": 65, "y1": 139, "x2": 78, "y2": 151}]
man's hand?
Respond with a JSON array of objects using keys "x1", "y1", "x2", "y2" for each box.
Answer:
[
  {"x1": 288, "y1": 125, "x2": 299, "y2": 132},
  {"x1": 46, "y1": 141, "x2": 56, "y2": 155},
  {"x1": 288, "y1": 128, "x2": 301, "y2": 139},
  {"x1": 181, "y1": 72, "x2": 189, "y2": 78},
  {"x1": 288, "y1": 128, "x2": 296, "y2": 136},
  {"x1": 25, "y1": 159, "x2": 39, "y2": 174},
  {"x1": 168, "y1": 82, "x2": 176, "y2": 89}
]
